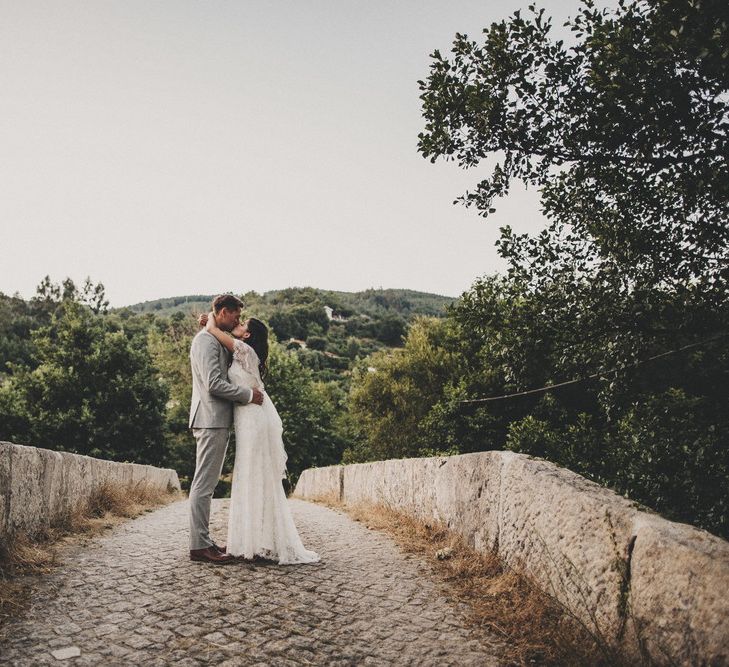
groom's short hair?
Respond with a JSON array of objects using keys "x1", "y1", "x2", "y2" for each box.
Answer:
[{"x1": 212, "y1": 294, "x2": 244, "y2": 313}]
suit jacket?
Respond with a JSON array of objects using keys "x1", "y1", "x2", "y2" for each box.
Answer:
[{"x1": 189, "y1": 330, "x2": 252, "y2": 429}]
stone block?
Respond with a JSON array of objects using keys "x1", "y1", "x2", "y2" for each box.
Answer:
[
  {"x1": 342, "y1": 461, "x2": 385, "y2": 505},
  {"x1": 0, "y1": 442, "x2": 11, "y2": 536},
  {"x1": 89, "y1": 457, "x2": 113, "y2": 489},
  {"x1": 429, "y1": 451, "x2": 505, "y2": 552},
  {"x1": 60, "y1": 451, "x2": 94, "y2": 517},
  {"x1": 8, "y1": 444, "x2": 47, "y2": 534},
  {"x1": 497, "y1": 454, "x2": 639, "y2": 638},
  {"x1": 629, "y1": 513, "x2": 729, "y2": 665},
  {"x1": 117, "y1": 462, "x2": 134, "y2": 489},
  {"x1": 168, "y1": 468, "x2": 181, "y2": 491},
  {"x1": 377, "y1": 458, "x2": 418, "y2": 509},
  {"x1": 130, "y1": 463, "x2": 149, "y2": 487},
  {"x1": 293, "y1": 465, "x2": 342, "y2": 500},
  {"x1": 36, "y1": 447, "x2": 65, "y2": 527},
  {"x1": 51, "y1": 646, "x2": 81, "y2": 660},
  {"x1": 293, "y1": 468, "x2": 314, "y2": 498}
]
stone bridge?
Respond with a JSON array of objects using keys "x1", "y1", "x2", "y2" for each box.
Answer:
[
  {"x1": 294, "y1": 453, "x2": 729, "y2": 665},
  {"x1": 1, "y1": 444, "x2": 728, "y2": 665},
  {"x1": 1, "y1": 497, "x2": 498, "y2": 666}
]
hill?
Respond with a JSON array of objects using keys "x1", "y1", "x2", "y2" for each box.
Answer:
[
  {"x1": 123, "y1": 287, "x2": 455, "y2": 320},
  {"x1": 123, "y1": 287, "x2": 456, "y2": 387}
]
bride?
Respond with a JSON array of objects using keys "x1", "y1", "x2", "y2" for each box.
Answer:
[{"x1": 201, "y1": 312, "x2": 319, "y2": 565}]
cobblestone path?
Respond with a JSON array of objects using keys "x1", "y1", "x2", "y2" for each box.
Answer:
[{"x1": 0, "y1": 499, "x2": 501, "y2": 666}]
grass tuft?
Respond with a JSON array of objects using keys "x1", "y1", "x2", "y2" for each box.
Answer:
[{"x1": 83, "y1": 481, "x2": 175, "y2": 521}]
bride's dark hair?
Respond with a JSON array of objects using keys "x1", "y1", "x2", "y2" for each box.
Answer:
[{"x1": 245, "y1": 317, "x2": 269, "y2": 378}]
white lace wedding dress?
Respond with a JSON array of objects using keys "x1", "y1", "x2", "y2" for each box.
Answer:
[{"x1": 226, "y1": 339, "x2": 319, "y2": 565}]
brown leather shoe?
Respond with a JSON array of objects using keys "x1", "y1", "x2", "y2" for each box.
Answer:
[
  {"x1": 190, "y1": 547, "x2": 235, "y2": 564},
  {"x1": 212, "y1": 543, "x2": 227, "y2": 554}
]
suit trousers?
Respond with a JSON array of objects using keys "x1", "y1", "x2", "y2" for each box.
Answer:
[{"x1": 189, "y1": 427, "x2": 229, "y2": 550}]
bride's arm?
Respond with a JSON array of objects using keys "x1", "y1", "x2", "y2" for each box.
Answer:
[
  {"x1": 204, "y1": 312, "x2": 236, "y2": 354},
  {"x1": 197, "y1": 312, "x2": 265, "y2": 406}
]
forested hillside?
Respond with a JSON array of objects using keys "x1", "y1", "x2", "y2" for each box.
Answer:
[
  {"x1": 0, "y1": 281, "x2": 452, "y2": 492},
  {"x1": 125, "y1": 287, "x2": 454, "y2": 386},
  {"x1": 127, "y1": 288, "x2": 453, "y2": 319}
]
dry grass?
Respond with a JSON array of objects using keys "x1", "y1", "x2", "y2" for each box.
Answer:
[
  {"x1": 0, "y1": 533, "x2": 58, "y2": 630},
  {"x1": 0, "y1": 481, "x2": 179, "y2": 632},
  {"x1": 314, "y1": 496, "x2": 616, "y2": 667},
  {"x1": 72, "y1": 480, "x2": 178, "y2": 530}
]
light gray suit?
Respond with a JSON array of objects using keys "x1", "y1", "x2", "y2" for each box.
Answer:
[{"x1": 188, "y1": 330, "x2": 253, "y2": 550}]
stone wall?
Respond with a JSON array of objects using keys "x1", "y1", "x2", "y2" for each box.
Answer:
[
  {"x1": 0, "y1": 441, "x2": 180, "y2": 541},
  {"x1": 294, "y1": 452, "x2": 729, "y2": 665}
]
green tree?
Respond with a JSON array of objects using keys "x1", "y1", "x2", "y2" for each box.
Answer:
[
  {"x1": 148, "y1": 312, "x2": 199, "y2": 481},
  {"x1": 374, "y1": 313, "x2": 407, "y2": 345},
  {"x1": 451, "y1": 270, "x2": 729, "y2": 537},
  {"x1": 345, "y1": 318, "x2": 461, "y2": 462},
  {"x1": 269, "y1": 310, "x2": 299, "y2": 340},
  {"x1": 0, "y1": 300, "x2": 168, "y2": 465},
  {"x1": 306, "y1": 335, "x2": 327, "y2": 351},
  {"x1": 35, "y1": 275, "x2": 109, "y2": 314},
  {"x1": 1, "y1": 277, "x2": 109, "y2": 374},
  {"x1": 345, "y1": 337, "x2": 361, "y2": 360},
  {"x1": 0, "y1": 293, "x2": 47, "y2": 373},
  {"x1": 418, "y1": 0, "x2": 729, "y2": 292}
]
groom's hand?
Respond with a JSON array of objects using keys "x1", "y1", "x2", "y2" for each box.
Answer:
[{"x1": 251, "y1": 388, "x2": 264, "y2": 405}]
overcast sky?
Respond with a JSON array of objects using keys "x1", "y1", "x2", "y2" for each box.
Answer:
[{"x1": 1, "y1": 0, "x2": 598, "y2": 306}]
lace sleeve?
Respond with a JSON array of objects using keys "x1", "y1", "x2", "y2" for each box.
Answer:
[{"x1": 232, "y1": 339, "x2": 262, "y2": 384}]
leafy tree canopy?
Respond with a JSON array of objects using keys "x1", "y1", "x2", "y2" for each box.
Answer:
[
  {"x1": 0, "y1": 299, "x2": 168, "y2": 464},
  {"x1": 418, "y1": 0, "x2": 729, "y2": 291}
]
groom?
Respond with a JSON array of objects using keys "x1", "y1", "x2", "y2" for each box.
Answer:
[{"x1": 188, "y1": 294, "x2": 264, "y2": 564}]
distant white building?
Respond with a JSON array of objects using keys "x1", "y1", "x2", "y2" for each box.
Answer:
[{"x1": 324, "y1": 305, "x2": 347, "y2": 322}]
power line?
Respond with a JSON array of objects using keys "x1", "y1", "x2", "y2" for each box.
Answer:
[{"x1": 458, "y1": 332, "x2": 728, "y2": 405}]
